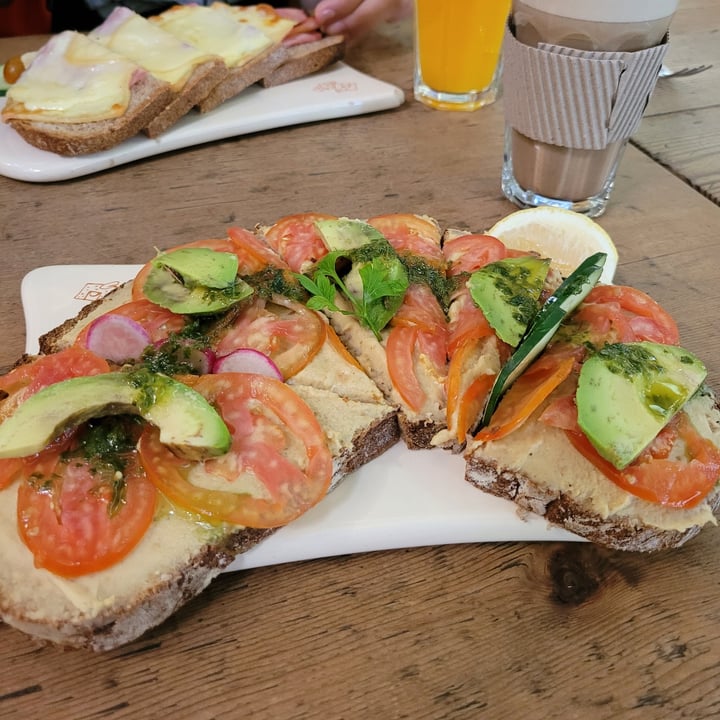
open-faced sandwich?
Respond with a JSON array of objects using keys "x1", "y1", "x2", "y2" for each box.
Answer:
[
  {"x1": 0, "y1": 2, "x2": 345, "y2": 154},
  {"x1": 1, "y1": 209, "x2": 718, "y2": 652},
  {"x1": 0, "y1": 225, "x2": 398, "y2": 651}
]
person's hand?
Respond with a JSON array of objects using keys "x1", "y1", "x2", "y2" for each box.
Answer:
[{"x1": 310, "y1": 0, "x2": 413, "y2": 44}]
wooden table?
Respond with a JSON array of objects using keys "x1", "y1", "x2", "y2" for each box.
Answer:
[{"x1": 1, "y1": 2, "x2": 719, "y2": 717}]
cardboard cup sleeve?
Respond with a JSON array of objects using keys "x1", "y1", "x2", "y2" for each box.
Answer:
[{"x1": 501, "y1": 21, "x2": 669, "y2": 150}]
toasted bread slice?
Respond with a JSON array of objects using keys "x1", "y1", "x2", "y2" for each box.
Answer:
[
  {"x1": 150, "y1": 3, "x2": 295, "y2": 114},
  {"x1": 260, "y1": 35, "x2": 345, "y2": 88},
  {"x1": 198, "y1": 44, "x2": 289, "y2": 113},
  {"x1": 89, "y1": 6, "x2": 229, "y2": 138},
  {"x1": 6, "y1": 74, "x2": 173, "y2": 156},
  {"x1": 0, "y1": 379, "x2": 397, "y2": 650},
  {"x1": 144, "y1": 58, "x2": 227, "y2": 137},
  {"x1": 2, "y1": 31, "x2": 174, "y2": 157},
  {"x1": 2, "y1": 252, "x2": 399, "y2": 650},
  {"x1": 464, "y1": 388, "x2": 720, "y2": 551},
  {"x1": 255, "y1": 213, "x2": 449, "y2": 450}
]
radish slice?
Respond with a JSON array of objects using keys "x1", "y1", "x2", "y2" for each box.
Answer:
[
  {"x1": 86, "y1": 314, "x2": 151, "y2": 363},
  {"x1": 212, "y1": 348, "x2": 283, "y2": 380}
]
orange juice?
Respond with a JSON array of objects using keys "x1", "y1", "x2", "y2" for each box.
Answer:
[{"x1": 415, "y1": 0, "x2": 511, "y2": 109}]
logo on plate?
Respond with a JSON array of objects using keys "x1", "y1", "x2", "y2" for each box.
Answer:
[
  {"x1": 313, "y1": 81, "x2": 358, "y2": 94},
  {"x1": 74, "y1": 281, "x2": 122, "y2": 303}
]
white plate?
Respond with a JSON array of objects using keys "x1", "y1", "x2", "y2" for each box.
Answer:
[
  {"x1": 0, "y1": 62, "x2": 404, "y2": 183},
  {"x1": 21, "y1": 265, "x2": 582, "y2": 571}
]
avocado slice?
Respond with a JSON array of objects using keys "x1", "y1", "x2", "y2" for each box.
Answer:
[
  {"x1": 576, "y1": 341, "x2": 707, "y2": 469},
  {"x1": 467, "y1": 255, "x2": 551, "y2": 347},
  {"x1": 156, "y1": 247, "x2": 239, "y2": 288},
  {"x1": 143, "y1": 247, "x2": 253, "y2": 314},
  {"x1": 473, "y1": 252, "x2": 606, "y2": 434},
  {"x1": 315, "y1": 218, "x2": 386, "y2": 251},
  {"x1": 0, "y1": 371, "x2": 231, "y2": 460}
]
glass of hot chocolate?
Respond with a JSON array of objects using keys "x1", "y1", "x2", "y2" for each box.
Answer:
[{"x1": 501, "y1": 0, "x2": 678, "y2": 216}]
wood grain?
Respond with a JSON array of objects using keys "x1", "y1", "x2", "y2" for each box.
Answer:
[{"x1": 1, "y1": 1, "x2": 720, "y2": 717}]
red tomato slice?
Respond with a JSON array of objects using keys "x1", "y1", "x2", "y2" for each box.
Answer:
[
  {"x1": 227, "y1": 226, "x2": 289, "y2": 273},
  {"x1": 570, "y1": 285, "x2": 680, "y2": 346},
  {"x1": 16, "y1": 436, "x2": 157, "y2": 577},
  {"x1": 1, "y1": 348, "x2": 111, "y2": 490},
  {"x1": 565, "y1": 412, "x2": 720, "y2": 509},
  {"x1": 0, "y1": 347, "x2": 110, "y2": 427},
  {"x1": 261, "y1": 212, "x2": 337, "y2": 273},
  {"x1": 367, "y1": 213, "x2": 444, "y2": 264},
  {"x1": 442, "y1": 233, "x2": 508, "y2": 276},
  {"x1": 0, "y1": 346, "x2": 109, "y2": 399},
  {"x1": 132, "y1": 237, "x2": 241, "y2": 301},
  {"x1": 138, "y1": 373, "x2": 333, "y2": 528},
  {"x1": 447, "y1": 288, "x2": 495, "y2": 357},
  {"x1": 476, "y1": 353, "x2": 576, "y2": 442},
  {"x1": 386, "y1": 325, "x2": 426, "y2": 412},
  {"x1": 213, "y1": 294, "x2": 325, "y2": 379},
  {"x1": 392, "y1": 283, "x2": 447, "y2": 334}
]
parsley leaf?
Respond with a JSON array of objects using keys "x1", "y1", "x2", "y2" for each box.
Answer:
[{"x1": 297, "y1": 251, "x2": 409, "y2": 340}]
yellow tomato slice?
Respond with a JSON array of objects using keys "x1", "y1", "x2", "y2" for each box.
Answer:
[
  {"x1": 476, "y1": 353, "x2": 575, "y2": 442},
  {"x1": 138, "y1": 373, "x2": 333, "y2": 528}
]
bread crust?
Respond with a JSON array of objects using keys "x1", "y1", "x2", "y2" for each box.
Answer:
[
  {"x1": 465, "y1": 455, "x2": 720, "y2": 552},
  {"x1": 197, "y1": 45, "x2": 289, "y2": 113},
  {"x1": 0, "y1": 525, "x2": 273, "y2": 651},
  {"x1": 260, "y1": 36, "x2": 345, "y2": 88},
  {"x1": 7, "y1": 73, "x2": 174, "y2": 156},
  {"x1": 144, "y1": 58, "x2": 229, "y2": 138}
]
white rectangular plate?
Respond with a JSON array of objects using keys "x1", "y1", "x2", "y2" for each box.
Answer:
[
  {"x1": 0, "y1": 62, "x2": 404, "y2": 183},
  {"x1": 21, "y1": 265, "x2": 582, "y2": 571}
]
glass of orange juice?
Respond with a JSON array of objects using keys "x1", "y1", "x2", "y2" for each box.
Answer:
[{"x1": 414, "y1": 0, "x2": 511, "y2": 111}]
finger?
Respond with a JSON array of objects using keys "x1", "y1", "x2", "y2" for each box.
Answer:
[
  {"x1": 312, "y1": 0, "x2": 363, "y2": 26},
  {"x1": 316, "y1": 0, "x2": 409, "y2": 42},
  {"x1": 275, "y1": 7, "x2": 312, "y2": 23},
  {"x1": 283, "y1": 30, "x2": 324, "y2": 47}
]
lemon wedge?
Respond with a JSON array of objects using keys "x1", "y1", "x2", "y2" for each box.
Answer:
[{"x1": 488, "y1": 207, "x2": 618, "y2": 284}]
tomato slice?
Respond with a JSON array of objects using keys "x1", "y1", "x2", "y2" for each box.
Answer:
[
  {"x1": 227, "y1": 226, "x2": 289, "y2": 273},
  {"x1": 138, "y1": 373, "x2": 333, "y2": 528},
  {"x1": 16, "y1": 427, "x2": 157, "y2": 577},
  {"x1": 0, "y1": 347, "x2": 110, "y2": 430},
  {"x1": 568, "y1": 285, "x2": 680, "y2": 346},
  {"x1": 476, "y1": 352, "x2": 576, "y2": 442},
  {"x1": 386, "y1": 325, "x2": 426, "y2": 412},
  {"x1": 442, "y1": 233, "x2": 508, "y2": 276},
  {"x1": 565, "y1": 411, "x2": 720, "y2": 509},
  {"x1": 213, "y1": 294, "x2": 325, "y2": 379},
  {"x1": 367, "y1": 213, "x2": 444, "y2": 264},
  {"x1": 261, "y1": 212, "x2": 337, "y2": 273},
  {"x1": 386, "y1": 285, "x2": 448, "y2": 412},
  {"x1": 324, "y1": 322, "x2": 365, "y2": 372},
  {"x1": 445, "y1": 335, "x2": 496, "y2": 444},
  {"x1": 0, "y1": 346, "x2": 109, "y2": 399},
  {"x1": 447, "y1": 288, "x2": 496, "y2": 357}
]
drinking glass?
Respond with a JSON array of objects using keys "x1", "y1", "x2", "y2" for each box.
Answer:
[{"x1": 414, "y1": 0, "x2": 511, "y2": 111}]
